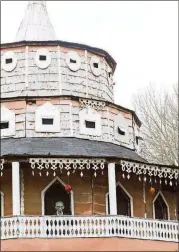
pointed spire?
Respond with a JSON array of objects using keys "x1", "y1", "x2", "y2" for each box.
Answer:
[{"x1": 15, "y1": 1, "x2": 56, "y2": 42}]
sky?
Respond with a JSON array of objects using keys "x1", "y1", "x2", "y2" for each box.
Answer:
[{"x1": 1, "y1": 1, "x2": 178, "y2": 110}]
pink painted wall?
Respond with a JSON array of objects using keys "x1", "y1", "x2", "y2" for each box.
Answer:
[{"x1": 2, "y1": 238, "x2": 178, "y2": 251}]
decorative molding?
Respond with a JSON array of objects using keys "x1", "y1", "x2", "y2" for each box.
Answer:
[
  {"x1": 1, "y1": 51, "x2": 17, "y2": 72},
  {"x1": 29, "y1": 158, "x2": 105, "y2": 177},
  {"x1": 79, "y1": 98, "x2": 106, "y2": 111},
  {"x1": 120, "y1": 160, "x2": 179, "y2": 185},
  {"x1": 34, "y1": 48, "x2": 51, "y2": 69}
]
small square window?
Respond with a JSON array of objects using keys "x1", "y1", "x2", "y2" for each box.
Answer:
[
  {"x1": 39, "y1": 55, "x2": 47, "y2": 61},
  {"x1": 70, "y1": 59, "x2": 77, "y2": 64},
  {"x1": 85, "y1": 120, "x2": 96, "y2": 129},
  {"x1": 118, "y1": 127, "x2": 125, "y2": 135},
  {"x1": 0, "y1": 122, "x2": 9, "y2": 129},
  {"x1": 5, "y1": 58, "x2": 13, "y2": 64},
  {"x1": 93, "y1": 63, "x2": 98, "y2": 68},
  {"x1": 42, "y1": 118, "x2": 54, "y2": 125}
]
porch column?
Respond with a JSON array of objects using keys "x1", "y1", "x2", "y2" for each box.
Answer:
[
  {"x1": 12, "y1": 162, "x2": 20, "y2": 215},
  {"x1": 108, "y1": 163, "x2": 117, "y2": 215}
]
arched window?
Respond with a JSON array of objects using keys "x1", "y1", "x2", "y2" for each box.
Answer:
[
  {"x1": 106, "y1": 182, "x2": 133, "y2": 216},
  {"x1": 0, "y1": 191, "x2": 4, "y2": 217},
  {"x1": 153, "y1": 191, "x2": 169, "y2": 220},
  {"x1": 41, "y1": 177, "x2": 74, "y2": 216}
]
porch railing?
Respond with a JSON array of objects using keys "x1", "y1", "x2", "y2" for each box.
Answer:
[{"x1": 1, "y1": 215, "x2": 178, "y2": 242}]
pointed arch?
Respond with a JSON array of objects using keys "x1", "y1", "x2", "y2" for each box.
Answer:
[
  {"x1": 41, "y1": 176, "x2": 74, "y2": 215},
  {"x1": 0, "y1": 191, "x2": 4, "y2": 217},
  {"x1": 106, "y1": 181, "x2": 133, "y2": 216},
  {"x1": 153, "y1": 190, "x2": 170, "y2": 220}
]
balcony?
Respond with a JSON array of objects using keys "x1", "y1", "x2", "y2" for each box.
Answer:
[{"x1": 1, "y1": 215, "x2": 178, "y2": 242}]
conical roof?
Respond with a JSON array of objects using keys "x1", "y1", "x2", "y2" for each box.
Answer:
[{"x1": 15, "y1": 1, "x2": 56, "y2": 41}]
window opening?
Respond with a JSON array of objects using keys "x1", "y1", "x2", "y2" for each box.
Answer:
[
  {"x1": 93, "y1": 63, "x2": 98, "y2": 68},
  {"x1": 0, "y1": 122, "x2": 9, "y2": 129},
  {"x1": 118, "y1": 127, "x2": 125, "y2": 135},
  {"x1": 6, "y1": 58, "x2": 13, "y2": 64},
  {"x1": 39, "y1": 55, "x2": 47, "y2": 61},
  {"x1": 154, "y1": 194, "x2": 168, "y2": 220},
  {"x1": 85, "y1": 120, "x2": 96, "y2": 129},
  {"x1": 42, "y1": 118, "x2": 54, "y2": 125},
  {"x1": 70, "y1": 59, "x2": 77, "y2": 64}
]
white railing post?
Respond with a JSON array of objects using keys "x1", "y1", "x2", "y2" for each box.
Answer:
[
  {"x1": 108, "y1": 163, "x2": 117, "y2": 215},
  {"x1": 12, "y1": 162, "x2": 20, "y2": 216}
]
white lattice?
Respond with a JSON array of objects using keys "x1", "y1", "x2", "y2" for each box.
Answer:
[
  {"x1": 120, "y1": 160, "x2": 179, "y2": 186},
  {"x1": 0, "y1": 159, "x2": 4, "y2": 176},
  {"x1": 29, "y1": 158, "x2": 105, "y2": 177},
  {"x1": 79, "y1": 98, "x2": 106, "y2": 110}
]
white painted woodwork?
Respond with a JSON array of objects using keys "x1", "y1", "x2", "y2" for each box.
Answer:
[
  {"x1": 12, "y1": 162, "x2": 20, "y2": 216},
  {"x1": 1, "y1": 215, "x2": 178, "y2": 242},
  {"x1": 1, "y1": 107, "x2": 15, "y2": 138},
  {"x1": 108, "y1": 163, "x2": 117, "y2": 215}
]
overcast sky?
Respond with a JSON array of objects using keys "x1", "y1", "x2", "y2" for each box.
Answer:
[{"x1": 1, "y1": 1, "x2": 178, "y2": 110}]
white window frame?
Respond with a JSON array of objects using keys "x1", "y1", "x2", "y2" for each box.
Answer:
[
  {"x1": 34, "y1": 48, "x2": 51, "y2": 69},
  {"x1": 106, "y1": 181, "x2": 133, "y2": 216},
  {"x1": 2, "y1": 51, "x2": 17, "y2": 72},
  {"x1": 114, "y1": 113, "x2": 129, "y2": 143},
  {"x1": 79, "y1": 108, "x2": 101, "y2": 136},
  {"x1": 0, "y1": 191, "x2": 4, "y2": 217},
  {"x1": 35, "y1": 102, "x2": 60, "y2": 133},
  {"x1": 1, "y1": 107, "x2": 15, "y2": 138},
  {"x1": 152, "y1": 190, "x2": 170, "y2": 220},
  {"x1": 90, "y1": 55, "x2": 101, "y2": 76},
  {"x1": 66, "y1": 51, "x2": 81, "y2": 72},
  {"x1": 41, "y1": 176, "x2": 74, "y2": 216}
]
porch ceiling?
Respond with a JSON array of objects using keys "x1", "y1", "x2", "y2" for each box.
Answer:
[{"x1": 1, "y1": 137, "x2": 145, "y2": 162}]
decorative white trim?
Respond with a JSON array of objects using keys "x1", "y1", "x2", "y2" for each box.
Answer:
[
  {"x1": 106, "y1": 181, "x2": 134, "y2": 217},
  {"x1": 35, "y1": 102, "x2": 60, "y2": 132},
  {"x1": 1, "y1": 107, "x2": 15, "y2": 138},
  {"x1": 1, "y1": 51, "x2": 17, "y2": 72},
  {"x1": 107, "y1": 163, "x2": 117, "y2": 215},
  {"x1": 143, "y1": 181, "x2": 147, "y2": 218},
  {"x1": 90, "y1": 55, "x2": 101, "y2": 76},
  {"x1": 29, "y1": 158, "x2": 105, "y2": 177},
  {"x1": 120, "y1": 160, "x2": 179, "y2": 184},
  {"x1": 79, "y1": 107, "x2": 101, "y2": 136},
  {"x1": 41, "y1": 176, "x2": 74, "y2": 215},
  {"x1": 152, "y1": 190, "x2": 170, "y2": 220},
  {"x1": 66, "y1": 51, "x2": 81, "y2": 72},
  {"x1": 34, "y1": 48, "x2": 51, "y2": 69},
  {"x1": 79, "y1": 98, "x2": 106, "y2": 111},
  {"x1": 0, "y1": 191, "x2": 4, "y2": 217}
]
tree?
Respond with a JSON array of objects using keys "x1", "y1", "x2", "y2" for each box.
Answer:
[{"x1": 133, "y1": 84, "x2": 178, "y2": 165}]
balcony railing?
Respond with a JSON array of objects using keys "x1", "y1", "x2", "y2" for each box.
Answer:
[{"x1": 1, "y1": 215, "x2": 178, "y2": 242}]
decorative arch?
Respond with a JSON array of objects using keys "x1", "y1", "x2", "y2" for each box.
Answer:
[
  {"x1": 79, "y1": 107, "x2": 101, "y2": 136},
  {"x1": 1, "y1": 106, "x2": 15, "y2": 138},
  {"x1": 41, "y1": 176, "x2": 74, "y2": 216},
  {"x1": 35, "y1": 102, "x2": 60, "y2": 133},
  {"x1": 153, "y1": 190, "x2": 170, "y2": 220},
  {"x1": 106, "y1": 181, "x2": 133, "y2": 216},
  {"x1": 0, "y1": 191, "x2": 4, "y2": 217}
]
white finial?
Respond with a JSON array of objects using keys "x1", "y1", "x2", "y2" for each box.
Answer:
[{"x1": 15, "y1": 1, "x2": 56, "y2": 41}]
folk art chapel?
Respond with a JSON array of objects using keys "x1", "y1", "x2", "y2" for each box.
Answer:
[{"x1": 0, "y1": 1, "x2": 179, "y2": 251}]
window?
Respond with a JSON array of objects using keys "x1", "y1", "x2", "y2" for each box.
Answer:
[
  {"x1": 85, "y1": 120, "x2": 95, "y2": 129},
  {"x1": 153, "y1": 191, "x2": 169, "y2": 220},
  {"x1": 35, "y1": 102, "x2": 60, "y2": 133},
  {"x1": 90, "y1": 55, "x2": 101, "y2": 76},
  {"x1": 107, "y1": 66, "x2": 113, "y2": 85},
  {"x1": 118, "y1": 127, "x2": 125, "y2": 135},
  {"x1": 41, "y1": 177, "x2": 74, "y2": 216},
  {"x1": 2, "y1": 51, "x2": 17, "y2": 72},
  {"x1": 106, "y1": 182, "x2": 133, "y2": 216},
  {"x1": 1, "y1": 107, "x2": 15, "y2": 138},
  {"x1": 39, "y1": 55, "x2": 47, "y2": 61},
  {"x1": 35, "y1": 48, "x2": 51, "y2": 69},
  {"x1": 0, "y1": 122, "x2": 9, "y2": 129},
  {"x1": 42, "y1": 118, "x2": 54, "y2": 125},
  {"x1": 66, "y1": 51, "x2": 81, "y2": 72},
  {"x1": 79, "y1": 108, "x2": 101, "y2": 136}
]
